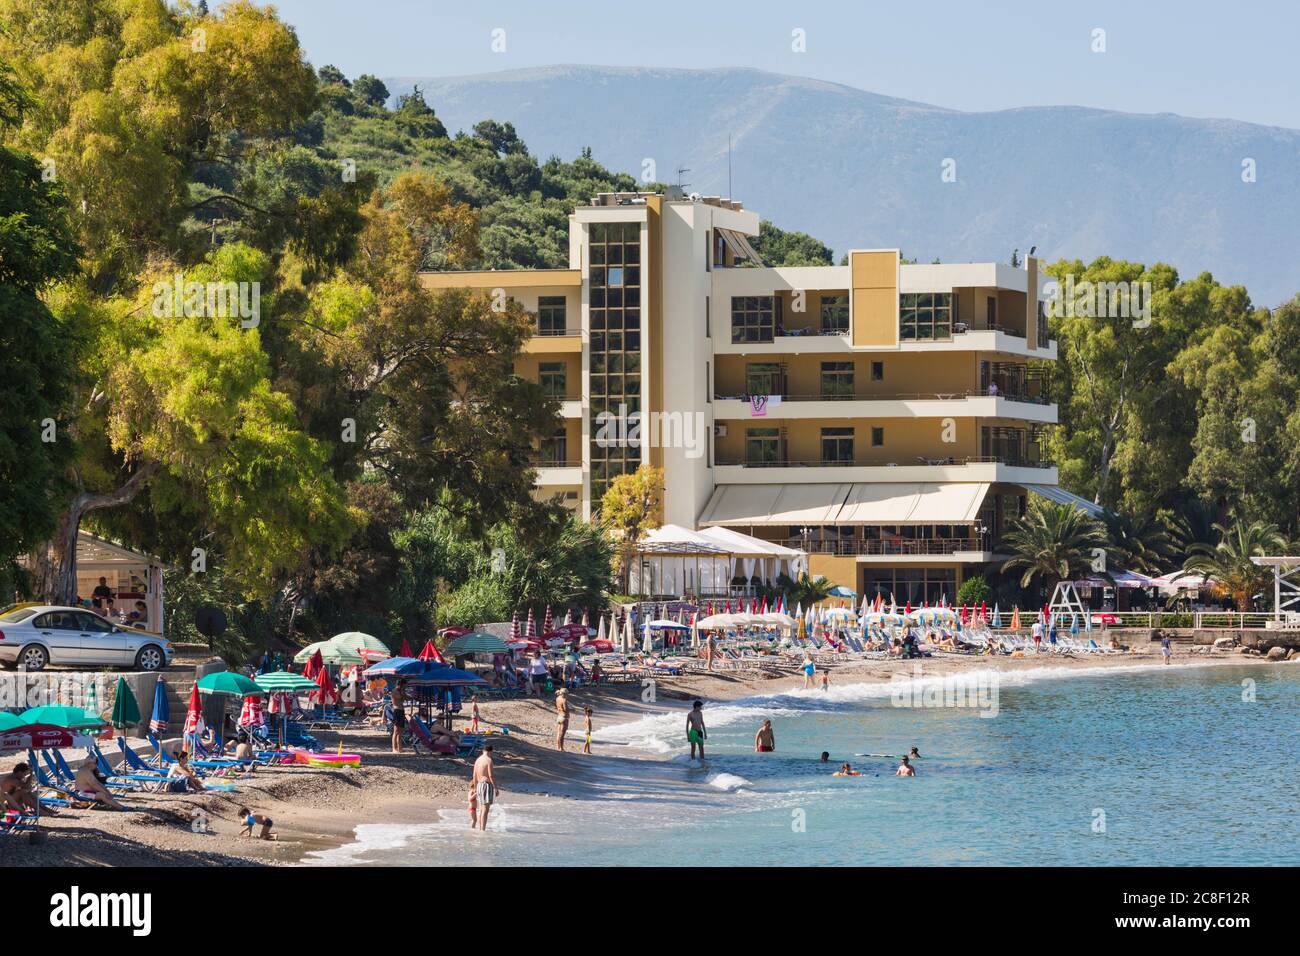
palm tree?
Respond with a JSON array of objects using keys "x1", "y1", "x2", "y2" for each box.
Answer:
[
  {"x1": 756, "y1": 571, "x2": 834, "y2": 608},
  {"x1": 1102, "y1": 509, "x2": 1176, "y2": 573},
  {"x1": 1000, "y1": 499, "x2": 1108, "y2": 594},
  {"x1": 1167, "y1": 498, "x2": 1221, "y2": 554},
  {"x1": 1180, "y1": 520, "x2": 1287, "y2": 611}
]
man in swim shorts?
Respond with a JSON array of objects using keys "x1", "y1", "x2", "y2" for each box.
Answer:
[
  {"x1": 754, "y1": 719, "x2": 775, "y2": 753},
  {"x1": 896, "y1": 755, "x2": 916, "y2": 777},
  {"x1": 686, "y1": 700, "x2": 707, "y2": 759},
  {"x1": 472, "y1": 745, "x2": 500, "y2": 831}
]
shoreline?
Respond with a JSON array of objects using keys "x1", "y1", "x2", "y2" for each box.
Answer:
[{"x1": 3, "y1": 648, "x2": 1290, "y2": 866}]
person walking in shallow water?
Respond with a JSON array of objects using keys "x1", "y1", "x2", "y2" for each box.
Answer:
[
  {"x1": 754, "y1": 719, "x2": 775, "y2": 752},
  {"x1": 687, "y1": 700, "x2": 707, "y2": 759}
]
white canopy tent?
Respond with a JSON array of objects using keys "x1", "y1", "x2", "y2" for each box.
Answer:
[{"x1": 628, "y1": 524, "x2": 808, "y2": 598}]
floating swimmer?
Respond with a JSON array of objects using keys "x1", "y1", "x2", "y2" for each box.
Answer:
[{"x1": 832, "y1": 762, "x2": 861, "y2": 777}]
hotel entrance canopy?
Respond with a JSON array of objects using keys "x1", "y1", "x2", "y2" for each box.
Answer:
[{"x1": 698, "y1": 482, "x2": 990, "y2": 526}]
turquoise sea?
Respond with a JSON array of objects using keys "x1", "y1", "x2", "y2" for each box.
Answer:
[{"x1": 308, "y1": 662, "x2": 1299, "y2": 866}]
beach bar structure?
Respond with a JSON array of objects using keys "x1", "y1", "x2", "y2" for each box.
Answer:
[
  {"x1": 1250, "y1": 556, "x2": 1300, "y2": 624},
  {"x1": 627, "y1": 524, "x2": 807, "y2": 598}
]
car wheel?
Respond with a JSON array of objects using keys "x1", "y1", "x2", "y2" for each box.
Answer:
[
  {"x1": 19, "y1": 645, "x2": 49, "y2": 671},
  {"x1": 135, "y1": 645, "x2": 164, "y2": 672}
]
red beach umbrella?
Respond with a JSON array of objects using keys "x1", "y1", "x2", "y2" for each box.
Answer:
[
  {"x1": 303, "y1": 649, "x2": 323, "y2": 680},
  {"x1": 543, "y1": 605, "x2": 554, "y2": 634},
  {"x1": 238, "y1": 694, "x2": 265, "y2": 728},
  {"x1": 182, "y1": 682, "x2": 205, "y2": 740},
  {"x1": 399, "y1": 638, "x2": 413, "y2": 658},
  {"x1": 525, "y1": 607, "x2": 536, "y2": 638},
  {"x1": 418, "y1": 639, "x2": 446, "y2": 664},
  {"x1": 312, "y1": 666, "x2": 337, "y2": 705}
]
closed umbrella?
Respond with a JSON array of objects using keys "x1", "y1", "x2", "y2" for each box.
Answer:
[
  {"x1": 543, "y1": 605, "x2": 554, "y2": 634},
  {"x1": 84, "y1": 680, "x2": 101, "y2": 721},
  {"x1": 237, "y1": 695, "x2": 265, "y2": 728},
  {"x1": 992, "y1": 604, "x2": 1002, "y2": 629},
  {"x1": 149, "y1": 676, "x2": 169, "y2": 734},
  {"x1": 109, "y1": 676, "x2": 141, "y2": 732},
  {"x1": 312, "y1": 667, "x2": 337, "y2": 705},
  {"x1": 510, "y1": 612, "x2": 520, "y2": 642},
  {"x1": 417, "y1": 639, "x2": 446, "y2": 663},
  {"x1": 399, "y1": 638, "x2": 413, "y2": 658},
  {"x1": 525, "y1": 607, "x2": 536, "y2": 639},
  {"x1": 596, "y1": 616, "x2": 606, "y2": 642},
  {"x1": 182, "y1": 683, "x2": 205, "y2": 748}
]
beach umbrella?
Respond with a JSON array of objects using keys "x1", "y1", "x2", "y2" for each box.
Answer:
[
  {"x1": 83, "y1": 680, "x2": 100, "y2": 720},
  {"x1": 1070, "y1": 614, "x2": 1080, "y2": 636},
  {"x1": 0, "y1": 713, "x2": 25, "y2": 732},
  {"x1": 992, "y1": 604, "x2": 1002, "y2": 628},
  {"x1": 510, "y1": 612, "x2": 520, "y2": 642},
  {"x1": 596, "y1": 615, "x2": 606, "y2": 641},
  {"x1": 417, "y1": 639, "x2": 446, "y2": 663},
  {"x1": 254, "y1": 670, "x2": 318, "y2": 693},
  {"x1": 641, "y1": 622, "x2": 654, "y2": 654},
  {"x1": 543, "y1": 605, "x2": 554, "y2": 634},
  {"x1": 237, "y1": 694, "x2": 266, "y2": 728},
  {"x1": 312, "y1": 666, "x2": 337, "y2": 705},
  {"x1": 445, "y1": 632, "x2": 510, "y2": 656},
  {"x1": 197, "y1": 671, "x2": 265, "y2": 698},
  {"x1": 564, "y1": 608, "x2": 572, "y2": 626},
  {"x1": 330, "y1": 631, "x2": 391, "y2": 660},
  {"x1": 581, "y1": 608, "x2": 589, "y2": 627},
  {"x1": 362, "y1": 656, "x2": 432, "y2": 680},
  {"x1": 525, "y1": 607, "x2": 536, "y2": 639},
  {"x1": 149, "y1": 676, "x2": 169, "y2": 734},
  {"x1": 1010, "y1": 606, "x2": 1021, "y2": 630},
  {"x1": 406, "y1": 666, "x2": 487, "y2": 688},
  {"x1": 0, "y1": 724, "x2": 85, "y2": 755},
  {"x1": 399, "y1": 638, "x2": 413, "y2": 657},
  {"x1": 182, "y1": 683, "x2": 205, "y2": 743},
  {"x1": 691, "y1": 612, "x2": 701, "y2": 648},
  {"x1": 622, "y1": 613, "x2": 633, "y2": 654},
  {"x1": 19, "y1": 705, "x2": 105, "y2": 730},
  {"x1": 109, "y1": 677, "x2": 141, "y2": 731}
]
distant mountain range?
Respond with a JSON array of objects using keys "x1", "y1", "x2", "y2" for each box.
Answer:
[{"x1": 388, "y1": 66, "x2": 1300, "y2": 306}]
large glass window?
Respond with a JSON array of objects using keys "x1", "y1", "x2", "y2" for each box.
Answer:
[
  {"x1": 899, "y1": 292, "x2": 953, "y2": 341},
  {"x1": 745, "y1": 427, "x2": 781, "y2": 465},
  {"x1": 539, "y1": 427, "x2": 569, "y2": 465},
  {"x1": 745, "y1": 362, "x2": 783, "y2": 396},
  {"x1": 820, "y1": 294, "x2": 849, "y2": 333},
  {"x1": 820, "y1": 361, "x2": 854, "y2": 399},
  {"x1": 731, "y1": 295, "x2": 778, "y2": 344},
  {"x1": 821, "y1": 427, "x2": 854, "y2": 464},
  {"x1": 588, "y1": 220, "x2": 643, "y2": 504},
  {"x1": 539, "y1": 362, "x2": 567, "y2": 398},
  {"x1": 538, "y1": 296, "x2": 567, "y2": 335}
]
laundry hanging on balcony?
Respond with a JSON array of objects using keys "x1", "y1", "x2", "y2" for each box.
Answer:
[{"x1": 748, "y1": 394, "x2": 782, "y2": 416}]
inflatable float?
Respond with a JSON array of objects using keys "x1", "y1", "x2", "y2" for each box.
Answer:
[{"x1": 291, "y1": 750, "x2": 361, "y2": 768}]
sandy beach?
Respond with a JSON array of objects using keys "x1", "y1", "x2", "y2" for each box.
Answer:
[{"x1": 1, "y1": 643, "x2": 1287, "y2": 867}]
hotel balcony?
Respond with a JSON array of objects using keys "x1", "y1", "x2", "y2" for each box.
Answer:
[
  {"x1": 714, "y1": 325, "x2": 1055, "y2": 359},
  {"x1": 713, "y1": 456, "x2": 1057, "y2": 486},
  {"x1": 774, "y1": 536, "x2": 997, "y2": 563},
  {"x1": 524, "y1": 326, "x2": 583, "y2": 354},
  {"x1": 532, "y1": 458, "x2": 583, "y2": 485},
  {"x1": 714, "y1": 391, "x2": 1057, "y2": 424}
]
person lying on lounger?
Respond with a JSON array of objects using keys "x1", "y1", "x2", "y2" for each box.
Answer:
[{"x1": 74, "y1": 756, "x2": 128, "y2": 810}]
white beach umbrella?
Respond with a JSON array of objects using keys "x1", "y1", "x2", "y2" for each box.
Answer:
[
  {"x1": 691, "y1": 613, "x2": 700, "y2": 648},
  {"x1": 596, "y1": 615, "x2": 606, "y2": 641},
  {"x1": 622, "y1": 613, "x2": 634, "y2": 654},
  {"x1": 642, "y1": 622, "x2": 654, "y2": 654}
]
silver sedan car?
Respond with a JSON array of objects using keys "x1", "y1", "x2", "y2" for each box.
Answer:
[{"x1": 0, "y1": 605, "x2": 174, "y2": 672}]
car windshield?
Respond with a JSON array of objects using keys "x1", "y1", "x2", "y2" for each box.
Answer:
[{"x1": 0, "y1": 607, "x2": 38, "y2": 623}]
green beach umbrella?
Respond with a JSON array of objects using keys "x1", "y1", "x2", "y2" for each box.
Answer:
[
  {"x1": 329, "y1": 631, "x2": 391, "y2": 659},
  {"x1": 0, "y1": 712, "x2": 26, "y2": 731},
  {"x1": 84, "y1": 680, "x2": 100, "y2": 719},
  {"x1": 109, "y1": 676, "x2": 141, "y2": 730},
  {"x1": 253, "y1": 670, "x2": 318, "y2": 693},
  {"x1": 293, "y1": 640, "x2": 362, "y2": 666},
  {"x1": 19, "y1": 705, "x2": 106, "y2": 729},
  {"x1": 196, "y1": 671, "x2": 265, "y2": 697},
  {"x1": 445, "y1": 632, "x2": 510, "y2": 656}
]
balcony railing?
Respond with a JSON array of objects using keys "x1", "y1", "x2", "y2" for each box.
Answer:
[
  {"x1": 531, "y1": 458, "x2": 582, "y2": 469},
  {"x1": 534, "y1": 326, "x2": 580, "y2": 337},
  {"x1": 715, "y1": 390, "x2": 1051, "y2": 405},
  {"x1": 717, "y1": 455, "x2": 1054, "y2": 469},
  {"x1": 776, "y1": 537, "x2": 987, "y2": 557}
]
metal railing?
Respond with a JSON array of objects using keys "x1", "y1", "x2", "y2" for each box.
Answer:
[
  {"x1": 714, "y1": 390, "x2": 1052, "y2": 405},
  {"x1": 534, "y1": 327, "x2": 579, "y2": 337},
  {"x1": 717, "y1": 456, "x2": 1055, "y2": 470},
  {"x1": 988, "y1": 611, "x2": 1286, "y2": 630},
  {"x1": 778, "y1": 537, "x2": 986, "y2": 556},
  {"x1": 531, "y1": 458, "x2": 582, "y2": 469}
]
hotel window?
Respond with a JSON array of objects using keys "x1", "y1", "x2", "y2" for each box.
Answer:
[
  {"x1": 706, "y1": 361, "x2": 711, "y2": 403},
  {"x1": 899, "y1": 293, "x2": 953, "y2": 341},
  {"x1": 588, "y1": 220, "x2": 643, "y2": 505},
  {"x1": 731, "y1": 295, "x2": 778, "y2": 344},
  {"x1": 714, "y1": 231, "x2": 727, "y2": 269},
  {"x1": 820, "y1": 294, "x2": 850, "y2": 333},
  {"x1": 871, "y1": 426, "x2": 885, "y2": 447},
  {"x1": 820, "y1": 362, "x2": 854, "y2": 399},
  {"x1": 539, "y1": 427, "x2": 568, "y2": 465},
  {"x1": 871, "y1": 361, "x2": 884, "y2": 381},
  {"x1": 1036, "y1": 299, "x2": 1049, "y2": 344},
  {"x1": 538, "y1": 362, "x2": 567, "y2": 398},
  {"x1": 745, "y1": 427, "x2": 781, "y2": 466},
  {"x1": 705, "y1": 296, "x2": 710, "y2": 337},
  {"x1": 821, "y1": 427, "x2": 854, "y2": 464},
  {"x1": 538, "y1": 296, "x2": 567, "y2": 335},
  {"x1": 986, "y1": 297, "x2": 997, "y2": 329},
  {"x1": 745, "y1": 362, "x2": 782, "y2": 396}
]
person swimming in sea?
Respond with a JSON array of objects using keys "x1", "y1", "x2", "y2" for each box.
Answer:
[
  {"x1": 819, "y1": 751, "x2": 830, "y2": 763},
  {"x1": 909, "y1": 747, "x2": 921, "y2": 759},
  {"x1": 895, "y1": 755, "x2": 916, "y2": 777},
  {"x1": 832, "y1": 762, "x2": 861, "y2": 777}
]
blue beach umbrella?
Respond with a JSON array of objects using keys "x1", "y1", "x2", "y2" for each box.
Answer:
[
  {"x1": 1070, "y1": 614, "x2": 1080, "y2": 636},
  {"x1": 992, "y1": 604, "x2": 1002, "y2": 628},
  {"x1": 150, "y1": 676, "x2": 169, "y2": 734},
  {"x1": 363, "y1": 656, "x2": 437, "y2": 680}
]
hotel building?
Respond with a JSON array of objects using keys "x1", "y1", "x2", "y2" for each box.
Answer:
[{"x1": 420, "y1": 190, "x2": 1098, "y2": 604}]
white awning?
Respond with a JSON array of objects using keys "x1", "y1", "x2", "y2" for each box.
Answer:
[
  {"x1": 636, "y1": 523, "x2": 729, "y2": 554},
  {"x1": 700, "y1": 483, "x2": 851, "y2": 526},
  {"x1": 1024, "y1": 484, "x2": 1104, "y2": 517},
  {"x1": 909, "y1": 482, "x2": 990, "y2": 523},
  {"x1": 695, "y1": 525, "x2": 793, "y2": 557}
]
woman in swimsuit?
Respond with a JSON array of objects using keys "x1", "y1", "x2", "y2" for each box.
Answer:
[
  {"x1": 832, "y1": 763, "x2": 861, "y2": 777},
  {"x1": 754, "y1": 719, "x2": 775, "y2": 752},
  {"x1": 390, "y1": 680, "x2": 407, "y2": 754}
]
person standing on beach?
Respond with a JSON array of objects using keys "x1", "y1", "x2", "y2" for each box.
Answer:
[
  {"x1": 754, "y1": 719, "x2": 775, "y2": 752},
  {"x1": 1161, "y1": 634, "x2": 1172, "y2": 664},
  {"x1": 687, "y1": 700, "x2": 707, "y2": 760},
  {"x1": 467, "y1": 780, "x2": 478, "y2": 829},
  {"x1": 582, "y1": 705, "x2": 594, "y2": 754},
  {"x1": 390, "y1": 680, "x2": 407, "y2": 754},
  {"x1": 555, "y1": 687, "x2": 570, "y2": 750},
  {"x1": 472, "y1": 746, "x2": 499, "y2": 831},
  {"x1": 470, "y1": 694, "x2": 481, "y2": 734},
  {"x1": 1031, "y1": 617, "x2": 1043, "y2": 652},
  {"x1": 705, "y1": 633, "x2": 717, "y2": 672}
]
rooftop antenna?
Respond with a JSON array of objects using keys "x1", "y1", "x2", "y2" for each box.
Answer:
[{"x1": 675, "y1": 165, "x2": 691, "y2": 190}]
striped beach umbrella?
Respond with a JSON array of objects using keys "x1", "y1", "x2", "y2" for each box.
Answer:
[
  {"x1": 510, "y1": 612, "x2": 520, "y2": 641},
  {"x1": 149, "y1": 676, "x2": 169, "y2": 734},
  {"x1": 253, "y1": 670, "x2": 318, "y2": 693},
  {"x1": 525, "y1": 606, "x2": 536, "y2": 639},
  {"x1": 543, "y1": 605, "x2": 554, "y2": 634}
]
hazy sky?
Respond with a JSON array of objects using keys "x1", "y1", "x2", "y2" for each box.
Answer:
[{"x1": 258, "y1": 0, "x2": 1298, "y2": 129}]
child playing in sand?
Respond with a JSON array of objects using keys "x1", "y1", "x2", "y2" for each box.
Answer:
[
  {"x1": 239, "y1": 806, "x2": 277, "y2": 841},
  {"x1": 582, "y1": 706, "x2": 594, "y2": 754}
]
